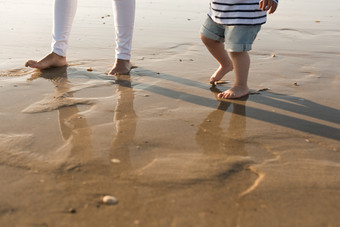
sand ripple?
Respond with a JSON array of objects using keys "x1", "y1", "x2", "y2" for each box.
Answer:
[
  {"x1": 22, "y1": 96, "x2": 96, "y2": 113},
  {"x1": 22, "y1": 80, "x2": 114, "y2": 113},
  {"x1": 133, "y1": 154, "x2": 254, "y2": 185},
  {"x1": 0, "y1": 134, "x2": 38, "y2": 169}
]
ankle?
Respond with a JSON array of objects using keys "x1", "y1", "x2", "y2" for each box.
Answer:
[
  {"x1": 115, "y1": 59, "x2": 130, "y2": 64},
  {"x1": 51, "y1": 52, "x2": 66, "y2": 59},
  {"x1": 233, "y1": 84, "x2": 248, "y2": 89},
  {"x1": 220, "y1": 61, "x2": 233, "y2": 70}
]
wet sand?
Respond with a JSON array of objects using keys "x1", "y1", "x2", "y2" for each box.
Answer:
[{"x1": 1, "y1": 0, "x2": 340, "y2": 226}]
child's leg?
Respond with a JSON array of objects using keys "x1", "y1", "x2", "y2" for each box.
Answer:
[
  {"x1": 218, "y1": 51, "x2": 250, "y2": 99},
  {"x1": 109, "y1": 0, "x2": 135, "y2": 75},
  {"x1": 216, "y1": 24, "x2": 261, "y2": 99},
  {"x1": 200, "y1": 35, "x2": 233, "y2": 84},
  {"x1": 25, "y1": 0, "x2": 77, "y2": 69}
]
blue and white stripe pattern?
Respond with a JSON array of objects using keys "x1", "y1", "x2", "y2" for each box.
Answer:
[{"x1": 208, "y1": 0, "x2": 278, "y2": 26}]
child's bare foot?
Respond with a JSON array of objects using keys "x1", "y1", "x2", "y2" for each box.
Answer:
[
  {"x1": 218, "y1": 85, "x2": 249, "y2": 99},
  {"x1": 210, "y1": 61, "x2": 233, "y2": 85},
  {"x1": 108, "y1": 59, "x2": 132, "y2": 76},
  {"x1": 25, "y1": 52, "x2": 67, "y2": 69}
]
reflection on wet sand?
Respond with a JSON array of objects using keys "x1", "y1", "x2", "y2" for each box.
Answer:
[
  {"x1": 25, "y1": 68, "x2": 140, "y2": 172},
  {"x1": 196, "y1": 88, "x2": 258, "y2": 196},
  {"x1": 2, "y1": 64, "x2": 338, "y2": 226},
  {"x1": 196, "y1": 89, "x2": 247, "y2": 157},
  {"x1": 28, "y1": 68, "x2": 139, "y2": 172},
  {"x1": 25, "y1": 68, "x2": 140, "y2": 222},
  {"x1": 110, "y1": 74, "x2": 137, "y2": 171},
  {"x1": 29, "y1": 67, "x2": 94, "y2": 163}
]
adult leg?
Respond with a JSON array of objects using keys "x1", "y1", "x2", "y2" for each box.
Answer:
[
  {"x1": 218, "y1": 51, "x2": 250, "y2": 99},
  {"x1": 109, "y1": 0, "x2": 135, "y2": 75},
  {"x1": 201, "y1": 35, "x2": 233, "y2": 84},
  {"x1": 25, "y1": 0, "x2": 77, "y2": 69}
]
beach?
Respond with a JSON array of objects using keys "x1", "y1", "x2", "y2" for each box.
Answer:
[{"x1": 1, "y1": 0, "x2": 340, "y2": 226}]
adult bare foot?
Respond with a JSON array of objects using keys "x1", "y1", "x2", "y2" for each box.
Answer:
[
  {"x1": 108, "y1": 59, "x2": 132, "y2": 76},
  {"x1": 25, "y1": 52, "x2": 67, "y2": 69},
  {"x1": 217, "y1": 85, "x2": 249, "y2": 99},
  {"x1": 210, "y1": 61, "x2": 233, "y2": 85}
]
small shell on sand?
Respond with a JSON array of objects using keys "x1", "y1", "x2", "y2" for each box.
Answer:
[
  {"x1": 257, "y1": 88, "x2": 270, "y2": 92},
  {"x1": 103, "y1": 195, "x2": 118, "y2": 205},
  {"x1": 111, "y1": 159, "x2": 121, "y2": 164},
  {"x1": 87, "y1": 67, "x2": 93, "y2": 72},
  {"x1": 68, "y1": 208, "x2": 77, "y2": 213}
]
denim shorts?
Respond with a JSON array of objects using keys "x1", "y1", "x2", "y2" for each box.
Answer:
[{"x1": 200, "y1": 16, "x2": 261, "y2": 52}]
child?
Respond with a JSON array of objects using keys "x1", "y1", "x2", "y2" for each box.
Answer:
[{"x1": 200, "y1": 0, "x2": 278, "y2": 99}]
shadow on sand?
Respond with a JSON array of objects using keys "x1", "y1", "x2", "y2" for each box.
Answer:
[
  {"x1": 131, "y1": 67, "x2": 340, "y2": 141},
  {"x1": 27, "y1": 66, "x2": 340, "y2": 142}
]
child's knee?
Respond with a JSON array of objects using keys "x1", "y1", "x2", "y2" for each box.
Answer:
[
  {"x1": 200, "y1": 34, "x2": 217, "y2": 46},
  {"x1": 200, "y1": 34, "x2": 208, "y2": 43}
]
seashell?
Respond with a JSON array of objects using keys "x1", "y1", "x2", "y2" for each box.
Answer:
[
  {"x1": 103, "y1": 195, "x2": 118, "y2": 205},
  {"x1": 68, "y1": 208, "x2": 76, "y2": 213},
  {"x1": 257, "y1": 88, "x2": 270, "y2": 92},
  {"x1": 111, "y1": 159, "x2": 121, "y2": 164}
]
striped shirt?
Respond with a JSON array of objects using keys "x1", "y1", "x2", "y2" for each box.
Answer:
[{"x1": 208, "y1": 0, "x2": 278, "y2": 26}]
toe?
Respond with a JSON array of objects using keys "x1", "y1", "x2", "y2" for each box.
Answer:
[
  {"x1": 224, "y1": 92, "x2": 231, "y2": 99},
  {"x1": 210, "y1": 76, "x2": 216, "y2": 82},
  {"x1": 221, "y1": 92, "x2": 228, "y2": 99},
  {"x1": 25, "y1": 60, "x2": 37, "y2": 68},
  {"x1": 228, "y1": 93, "x2": 235, "y2": 99}
]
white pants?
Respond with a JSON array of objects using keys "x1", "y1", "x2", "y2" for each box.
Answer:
[{"x1": 52, "y1": 0, "x2": 135, "y2": 60}]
